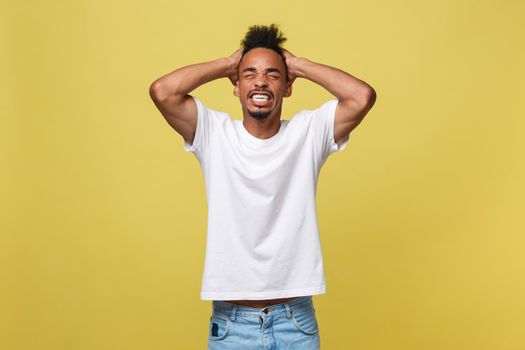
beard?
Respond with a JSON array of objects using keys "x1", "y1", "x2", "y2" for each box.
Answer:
[{"x1": 247, "y1": 108, "x2": 271, "y2": 120}]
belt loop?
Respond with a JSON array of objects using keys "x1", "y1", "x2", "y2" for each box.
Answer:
[
  {"x1": 284, "y1": 303, "x2": 292, "y2": 319},
  {"x1": 229, "y1": 305, "x2": 238, "y2": 322}
]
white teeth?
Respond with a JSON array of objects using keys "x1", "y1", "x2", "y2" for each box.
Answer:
[{"x1": 252, "y1": 94, "x2": 270, "y2": 102}]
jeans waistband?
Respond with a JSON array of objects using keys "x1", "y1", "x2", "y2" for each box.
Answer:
[{"x1": 212, "y1": 296, "x2": 313, "y2": 320}]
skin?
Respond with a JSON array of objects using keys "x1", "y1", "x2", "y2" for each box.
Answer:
[
  {"x1": 233, "y1": 48, "x2": 292, "y2": 140},
  {"x1": 149, "y1": 45, "x2": 376, "y2": 308}
]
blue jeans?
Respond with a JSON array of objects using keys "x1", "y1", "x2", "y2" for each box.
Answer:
[{"x1": 208, "y1": 296, "x2": 320, "y2": 350}]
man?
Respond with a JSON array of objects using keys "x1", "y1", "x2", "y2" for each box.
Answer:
[{"x1": 149, "y1": 24, "x2": 376, "y2": 350}]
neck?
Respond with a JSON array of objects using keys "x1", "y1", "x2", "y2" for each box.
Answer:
[{"x1": 242, "y1": 114, "x2": 281, "y2": 140}]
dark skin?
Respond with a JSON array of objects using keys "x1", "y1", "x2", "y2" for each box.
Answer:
[
  {"x1": 149, "y1": 45, "x2": 376, "y2": 308},
  {"x1": 227, "y1": 49, "x2": 297, "y2": 307},
  {"x1": 224, "y1": 297, "x2": 298, "y2": 308}
]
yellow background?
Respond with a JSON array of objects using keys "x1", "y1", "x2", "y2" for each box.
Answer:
[{"x1": 2, "y1": 0, "x2": 524, "y2": 349}]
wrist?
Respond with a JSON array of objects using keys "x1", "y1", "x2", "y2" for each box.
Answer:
[
  {"x1": 219, "y1": 56, "x2": 235, "y2": 78},
  {"x1": 290, "y1": 57, "x2": 311, "y2": 79}
]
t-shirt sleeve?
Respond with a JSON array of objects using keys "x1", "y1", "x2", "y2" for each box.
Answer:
[
  {"x1": 311, "y1": 99, "x2": 350, "y2": 159},
  {"x1": 183, "y1": 96, "x2": 212, "y2": 158}
]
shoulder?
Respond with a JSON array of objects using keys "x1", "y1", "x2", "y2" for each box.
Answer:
[
  {"x1": 288, "y1": 100, "x2": 338, "y2": 124},
  {"x1": 192, "y1": 96, "x2": 232, "y2": 122}
]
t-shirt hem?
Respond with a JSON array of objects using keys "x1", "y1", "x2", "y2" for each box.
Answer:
[{"x1": 200, "y1": 285, "x2": 326, "y2": 301}]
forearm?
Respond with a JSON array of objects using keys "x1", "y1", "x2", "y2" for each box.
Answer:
[
  {"x1": 150, "y1": 57, "x2": 236, "y2": 101},
  {"x1": 290, "y1": 57, "x2": 374, "y2": 106}
]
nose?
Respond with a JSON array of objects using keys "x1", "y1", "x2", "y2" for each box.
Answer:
[{"x1": 254, "y1": 73, "x2": 268, "y2": 87}]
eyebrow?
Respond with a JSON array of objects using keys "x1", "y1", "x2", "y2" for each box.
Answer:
[{"x1": 242, "y1": 67, "x2": 282, "y2": 74}]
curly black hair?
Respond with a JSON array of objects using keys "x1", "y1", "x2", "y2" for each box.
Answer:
[
  {"x1": 241, "y1": 23, "x2": 287, "y2": 56},
  {"x1": 240, "y1": 24, "x2": 288, "y2": 78}
]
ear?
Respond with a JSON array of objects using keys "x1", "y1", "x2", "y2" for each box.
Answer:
[
  {"x1": 284, "y1": 80, "x2": 293, "y2": 98},
  {"x1": 233, "y1": 81, "x2": 240, "y2": 97}
]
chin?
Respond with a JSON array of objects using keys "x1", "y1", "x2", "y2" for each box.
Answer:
[{"x1": 248, "y1": 109, "x2": 271, "y2": 120}]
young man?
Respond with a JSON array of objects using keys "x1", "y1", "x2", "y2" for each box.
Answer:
[{"x1": 149, "y1": 24, "x2": 376, "y2": 350}]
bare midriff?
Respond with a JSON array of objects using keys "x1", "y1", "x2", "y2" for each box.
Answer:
[{"x1": 223, "y1": 297, "x2": 298, "y2": 308}]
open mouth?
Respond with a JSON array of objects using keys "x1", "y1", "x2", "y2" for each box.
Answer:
[{"x1": 249, "y1": 91, "x2": 273, "y2": 107}]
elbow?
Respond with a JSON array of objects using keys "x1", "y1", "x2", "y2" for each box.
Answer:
[
  {"x1": 364, "y1": 86, "x2": 377, "y2": 109},
  {"x1": 149, "y1": 80, "x2": 167, "y2": 102},
  {"x1": 356, "y1": 85, "x2": 377, "y2": 110},
  {"x1": 149, "y1": 79, "x2": 186, "y2": 103}
]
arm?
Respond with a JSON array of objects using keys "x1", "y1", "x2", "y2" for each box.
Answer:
[
  {"x1": 283, "y1": 50, "x2": 377, "y2": 143},
  {"x1": 149, "y1": 50, "x2": 242, "y2": 144}
]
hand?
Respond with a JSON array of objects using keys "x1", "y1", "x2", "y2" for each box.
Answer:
[
  {"x1": 227, "y1": 48, "x2": 243, "y2": 86},
  {"x1": 282, "y1": 49, "x2": 298, "y2": 83}
]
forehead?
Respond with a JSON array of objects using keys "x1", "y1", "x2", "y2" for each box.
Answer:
[{"x1": 239, "y1": 48, "x2": 286, "y2": 71}]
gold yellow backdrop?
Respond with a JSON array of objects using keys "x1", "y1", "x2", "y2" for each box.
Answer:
[{"x1": 2, "y1": 0, "x2": 524, "y2": 349}]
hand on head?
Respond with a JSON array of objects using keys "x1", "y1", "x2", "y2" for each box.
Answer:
[
  {"x1": 228, "y1": 48, "x2": 243, "y2": 86},
  {"x1": 281, "y1": 49, "x2": 297, "y2": 84},
  {"x1": 228, "y1": 48, "x2": 298, "y2": 86}
]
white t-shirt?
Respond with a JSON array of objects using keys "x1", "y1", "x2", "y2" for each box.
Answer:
[{"x1": 183, "y1": 96, "x2": 349, "y2": 300}]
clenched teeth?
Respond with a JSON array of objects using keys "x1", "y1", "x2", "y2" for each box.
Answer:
[{"x1": 252, "y1": 94, "x2": 270, "y2": 102}]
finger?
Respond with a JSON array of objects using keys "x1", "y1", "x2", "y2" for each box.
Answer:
[
  {"x1": 229, "y1": 75, "x2": 238, "y2": 86},
  {"x1": 282, "y1": 48, "x2": 294, "y2": 58}
]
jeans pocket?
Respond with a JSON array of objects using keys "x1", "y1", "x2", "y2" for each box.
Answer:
[
  {"x1": 290, "y1": 307, "x2": 319, "y2": 335},
  {"x1": 208, "y1": 311, "x2": 231, "y2": 341}
]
